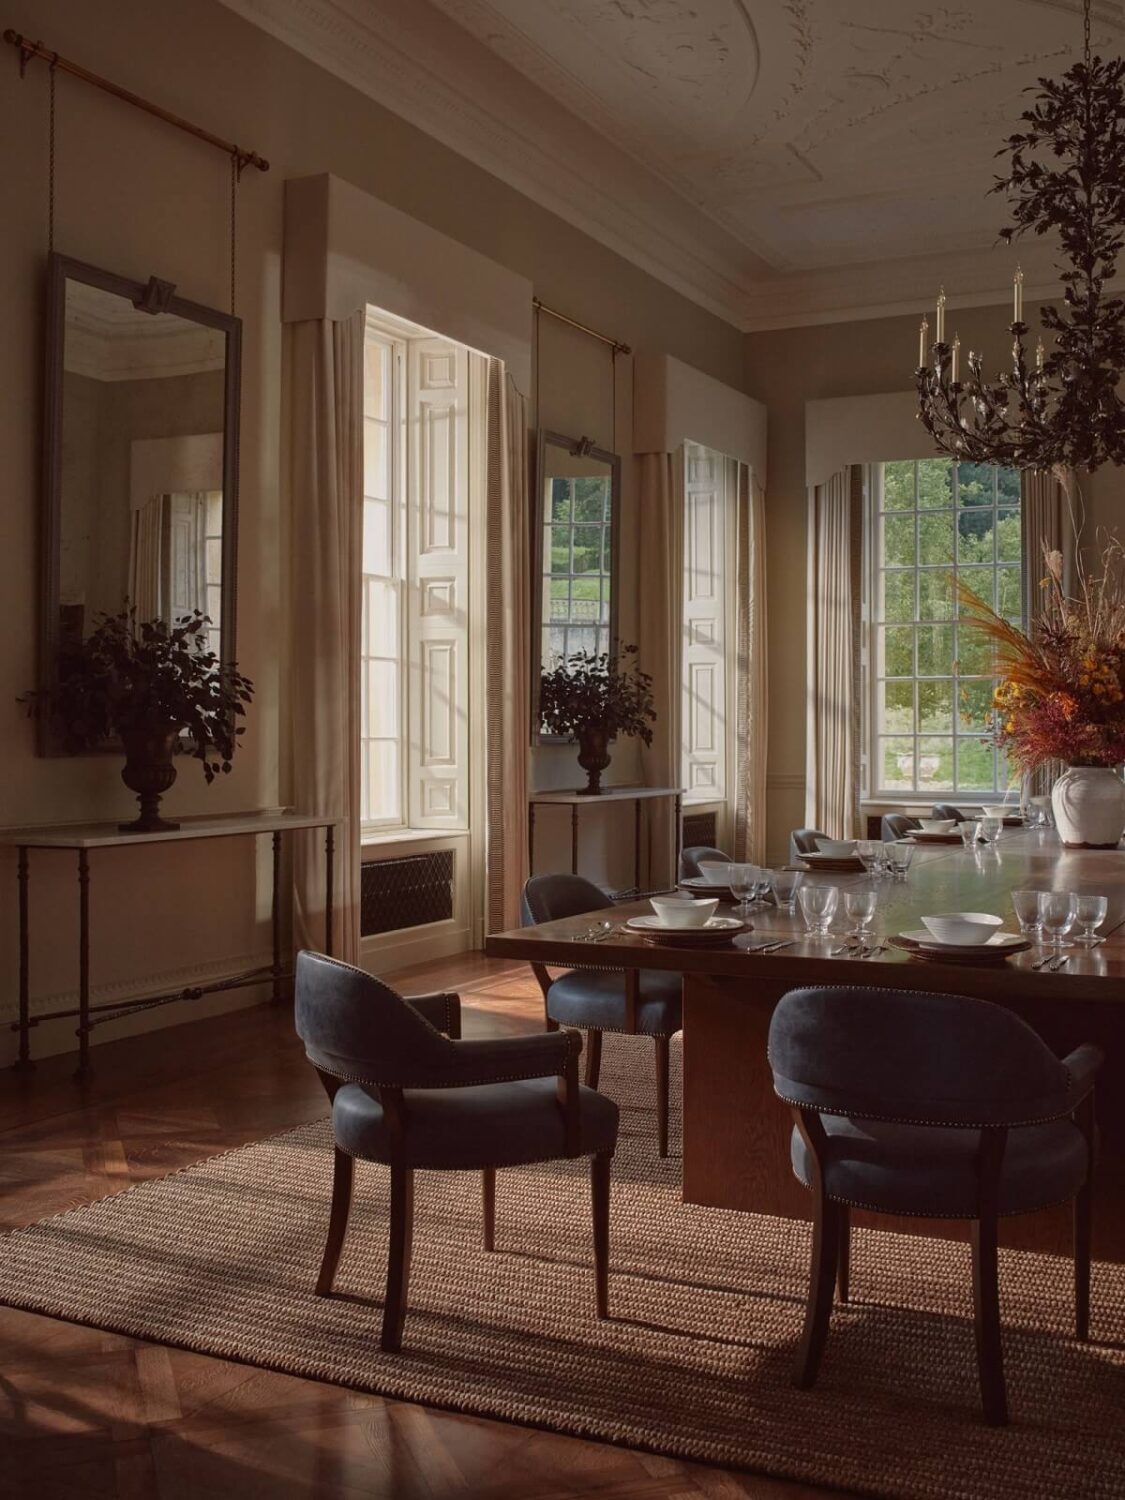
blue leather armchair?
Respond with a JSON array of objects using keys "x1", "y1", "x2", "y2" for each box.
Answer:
[
  {"x1": 932, "y1": 802, "x2": 970, "y2": 823},
  {"x1": 881, "y1": 812, "x2": 921, "y2": 841},
  {"x1": 679, "y1": 845, "x2": 731, "y2": 881},
  {"x1": 789, "y1": 828, "x2": 828, "y2": 863},
  {"x1": 768, "y1": 984, "x2": 1101, "y2": 1425},
  {"x1": 522, "y1": 874, "x2": 682, "y2": 1156},
  {"x1": 295, "y1": 950, "x2": 619, "y2": 1351}
]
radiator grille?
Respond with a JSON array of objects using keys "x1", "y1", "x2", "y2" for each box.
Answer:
[
  {"x1": 682, "y1": 810, "x2": 718, "y2": 849},
  {"x1": 361, "y1": 850, "x2": 454, "y2": 937}
]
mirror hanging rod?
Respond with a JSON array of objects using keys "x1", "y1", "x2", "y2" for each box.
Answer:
[
  {"x1": 533, "y1": 297, "x2": 631, "y2": 356},
  {"x1": 3, "y1": 29, "x2": 270, "y2": 174}
]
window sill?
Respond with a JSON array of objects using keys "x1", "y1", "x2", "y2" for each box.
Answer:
[{"x1": 361, "y1": 828, "x2": 469, "y2": 851}]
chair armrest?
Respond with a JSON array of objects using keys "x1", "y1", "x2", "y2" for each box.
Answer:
[
  {"x1": 438, "y1": 1028, "x2": 582, "y2": 1087},
  {"x1": 406, "y1": 992, "x2": 461, "y2": 1039},
  {"x1": 1063, "y1": 1043, "x2": 1104, "y2": 1107}
]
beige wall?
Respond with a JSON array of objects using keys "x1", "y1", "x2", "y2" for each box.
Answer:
[
  {"x1": 0, "y1": 0, "x2": 744, "y2": 1056},
  {"x1": 744, "y1": 299, "x2": 1124, "y2": 863}
]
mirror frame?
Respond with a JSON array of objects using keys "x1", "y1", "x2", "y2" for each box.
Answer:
[
  {"x1": 38, "y1": 253, "x2": 242, "y2": 755},
  {"x1": 530, "y1": 429, "x2": 621, "y2": 744}
]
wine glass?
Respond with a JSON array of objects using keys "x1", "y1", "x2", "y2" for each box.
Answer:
[
  {"x1": 727, "y1": 863, "x2": 757, "y2": 919},
  {"x1": 1040, "y1": 890, "x2": 1078, "y2": 952},
  {"x1": 798, "y1": 884, "x2": 839, "y2": 937},
  {"x1": 1074, "y1": 894, "x2": 1109, "y2": 946},
  {"x1": 1011, "y1": 889, "x2": 1044, "y2": 936},
  {"x1": 770, "y1": 868, "x2": 804, "y2": 914},
  {"x1": 844, "y1": 887, "x2": 878, "y2": 942}
]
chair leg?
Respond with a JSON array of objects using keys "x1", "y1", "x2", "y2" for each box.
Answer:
[
  {"x1": 590, "y1": 1151, "x2": 612, "y2": 1319},
  {"x1": 482, "y1": 1166, "x2": 496, "y2": 1252},
  {"x1": 315, "y1": 1147, "x2": 354, "y2": 1297},
  {"x1": 654, "y1": 1035, "x2": 670, "y2": 1158},
  {"x1": 970, "y1": 1215, "x2": 1008, "y2": 1425},
  {"x1": 1074, "y1": 1179, "x2": 1093, "y2": 1342},
  {"x1": 794, "y1": 1192, "x2": 840, "y2": 1389},
  {"x1": 584, "y1": 1030, "x2": 603, "y2": 1090},
  {"x1": 837, "y1": 1204, "x2": 851, "y2": 1304},
  {"x1": 380, "y1": 1160, "x2": 415, "y2": 1353}
]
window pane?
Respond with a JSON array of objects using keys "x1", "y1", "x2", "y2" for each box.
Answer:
[
  {"x1": 956, "y1": 627, "x2": 992, "y2": 676},
  {"x1": 365, "y1": 577, "x2": 397, "y2": 653},
  {"x1": 996, "y1": 467, "x2": 1021, "y2": 506},
  {"x1": 958, "y1": 679, "x2": 994, "y2": 732},
  {"x1": 572, "y1": 526, "x2": 603, "y2": 573},
  {"x1": 363, "y1": 417, "x2": 388, "y2": 500},
  {"x1": 573, "y1": 477, "x2": 608, "y2": 523},
  {"x1": 918, "y1": 680, "x2": 953, "y2": 732},
  {"x1": 568, "y1": 626, "x2": 598, "y2": 657},
  {"x1": 917, "y1": 737, "x2": 954, "y2": 789},
  {"x1": 881, "y1": 680, "x2": 914, "y2": 733},
  {"x1": 881, "y1": 569, "x2": 914, "y2": 623},
  {"x1": 882, "y1": 461, "x2": 915, "y2": 510},
  {"x1": 366, "y1": 660, "x2": 398, "y2": 736},
  {"x1": 367, "y1": 740, "x2": 400, "y2": 823},
  {"x1": 958, "y1": 514, "x2": 994, "y2": 564},
  {"x1": 916, "y1": 623, "x2": 953, "y2": 676},
  {"x1": 879, "y1": 625, "x2": 914, "y2": 677},
  {"x1": 957, "y1": 737, "x2": 995, "y2": 791},
  {"x1": 881, "y1": 738, "x2": 915, "y2": 789},
  {"x1": 548, "y1": 525, "x2": 571, "y2": 574},
  {"x1": 550, "y1": 479, "x2": 571, "y2": 523},
  {"x1": 918, "y1": 568, "x2": 952, "y2": 621},
  {"x1": 882, "y1": 514, "x2": 916, "y2": 567},
  {"x1": 918, "y1": 512, "x2": 954, "y2": 565},
  {"x1": 997, "y1": 565, "x2": 1023, "y2": 616},
  {"x1": 916, "y1": 458, "x2": 954, "y2": 508},
  {"x1": 997, "y1": 510, "x2": 1022, "y2": 563},
  {"x1": 364, "y1": 340, "x2": 389, "y2": 420},
  {"x1": 957, "y1": 565, "x2": 994, "y2": 611},
  {"x1": 363, "y1": 497, "x2": 392, "y2": 577},
  {"x1": 956, "y1": 462, "x2": 994, "y2": 510}
]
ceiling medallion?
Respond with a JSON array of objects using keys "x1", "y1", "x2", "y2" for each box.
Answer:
[{"x1": 916, "y1": 0, "x2": 1125, "y2": 471}]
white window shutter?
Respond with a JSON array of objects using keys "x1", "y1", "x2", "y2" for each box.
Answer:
[
  {"x1": 407, "y1": 338, "x2": 470, "y2": 830},
  {"x1": 681, "y1": 444, "x2": 731, "y2": 805}
]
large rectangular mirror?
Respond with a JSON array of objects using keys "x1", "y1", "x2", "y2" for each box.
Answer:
[
  {"x1": 532, "y1": 430, "x2": 621, "y2": 740},
  {"x1": 39, "y1": 254, "x2": 241, "y2": 752}
]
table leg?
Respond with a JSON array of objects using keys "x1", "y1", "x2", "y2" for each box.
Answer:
[
  {"x1": 271, "y1": 830, "x2": 282, "y2": 1004},
  {"x1": 571, "y1": 806, "x2": 579, "y2": 876},
  {"x1": 324, "y1": 824, "x2": 335, "y2": 957},
  {"x1": 673, "y1": 793, "x2": 682, "y2": 890},
  {"x1": 528, "y1": 803, "x2": 536, "y2": 874},
  {"x1": 76, "y1": 848, "x2": 91, "y2": 1077},
  {"x1": 15, "y1": 846, "x2": 32, "y2": 1071},
  {"x1": 634, "y1": 801, "x2": 641, "y2": 892}
]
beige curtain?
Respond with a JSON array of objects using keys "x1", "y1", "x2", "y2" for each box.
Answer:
[
  {"x1": 485, "y1": 360, "x2": 531, "y2": 933},
  {"x1": 1022, "y1": 468, "x2": 1067, "y2": 621},
  {"x1": 285, "y1": 314, "x2": 364, "y2": 964},
  {"x1": 637, "y1": 451, "x2": 684, "y2": 886},
  {"x1": 129, "y1": 495, "x2": 165, "y2": 621},
  {"x1": 806, "y1": 467, "x2": 857, "y2": 839},
  {"x1": 734, "y1": 462, "x2": 768, "y2": 861}
]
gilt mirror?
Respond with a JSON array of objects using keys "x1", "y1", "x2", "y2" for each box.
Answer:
[
  {"x1": 39, "y1": 253, "x2": 241, "y2": 753},
  {"x1": 531, "y1": 430, "x2": 621, "y2": 741}
]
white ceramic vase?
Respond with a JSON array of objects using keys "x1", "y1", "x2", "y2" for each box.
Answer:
[{"x1": 1051, "y1": 765, "x2": 1125, "y2": 848}]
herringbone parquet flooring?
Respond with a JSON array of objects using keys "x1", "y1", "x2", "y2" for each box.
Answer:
[{"x1": 0, "y1": 954, "x2": 835, "y2": 1500}]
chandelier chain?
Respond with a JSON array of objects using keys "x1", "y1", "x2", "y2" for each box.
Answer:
[
  {"x1": 47, "y1": 52, "x2": 56, "y2": 259},
  {"x1": 229, "y1": 149, "x2": 238, "y2": 317},
  {"x1": 1085, "y1": 0, "x2": 1092, "y2": 64}
]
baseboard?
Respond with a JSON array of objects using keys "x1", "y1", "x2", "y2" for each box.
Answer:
[{"x1": 361, "y1": 924, "x2": 475, "y2": 977}]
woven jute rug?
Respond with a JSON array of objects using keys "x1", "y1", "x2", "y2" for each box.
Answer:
[{"x1": 2, "y1": 1036, "x2": 1124, "y2": 1499}]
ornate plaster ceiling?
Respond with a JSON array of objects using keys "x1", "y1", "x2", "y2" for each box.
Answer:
[{"x1": 219, "y1": 0, "x2": 1125, "y2": 329}]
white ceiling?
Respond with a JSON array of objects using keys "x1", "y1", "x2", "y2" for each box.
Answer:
[{"x1": 220, "y1": 0, "x2": 1125, "y2": 330}]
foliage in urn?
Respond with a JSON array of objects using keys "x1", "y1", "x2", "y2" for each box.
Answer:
[
  {"x1": 958, "y1": 543, "x2": 1125, "y2": 771},
  {"x1": 539, "y1": 643, "x2": 655, "y2": 744},
  {"x1": 21, "y1": 609, "x2": 254, "y2": 782}
]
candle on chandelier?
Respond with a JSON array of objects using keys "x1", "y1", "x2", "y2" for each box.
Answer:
[
  {"x1": 1014, "y1": 265, "x2": 1024, "y2": 323},
  {"x1": 936, "y1": 288, "x2": 946, "y2": 343},
  {"x1": 951, "y1": 334, "x2": 960, "y2": 382},
  {"x1": 919, "y1": 316, "x2": 929, "y2": 367},
  {"x1": 1036, "y1": 337, "x2": 1045, "y2": 371}
]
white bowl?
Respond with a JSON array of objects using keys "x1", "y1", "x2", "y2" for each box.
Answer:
[
  {"x1": 814, "y1": 838, "x2": 857, "y2": 857},
  {"x1": 917, "y1": 819, "x2": 957, "y2": 833},
  {"x1": 920, "y1": 912, "x2": 1004, "y2": 946},
  {"x1": 697, "y1": 861, "x2": 733, "y2": 886},
  {"x1": 650, "y1": 895, "x2": 719, "y2": 929}
]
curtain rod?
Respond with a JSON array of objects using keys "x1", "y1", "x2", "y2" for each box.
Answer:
[
  {"x1": 533, "y1": 297, "x2": 631, "y2": 356},
  {"x1": 3, "y1": 29, "x2": 270, "y2": 174}
]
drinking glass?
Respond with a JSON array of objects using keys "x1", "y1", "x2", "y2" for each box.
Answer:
[
  {"x1": 1011, "y1": 889, "x2": 1044, "y2": 936},
  {"x1": 770, "y1": 868, "x2": 804, "y2": 913},
  {"x1": 885, "y1": 841, "x2": 915, "y2": 879},
  {"x1": 751, "y1": 868, "x2": 773, "y2": 907},
  {"x1": 856, "y1": 839, "x2": 885, "y2": 877},
  {"x1": 978, "y1": 815, "x2": 1003, "y2": 847},
  {"x1": 844, "y1": 887, "x2": 878, "y2": 940},
  {"x1": 798, "y1": 883, "x2": 839, "y2": 936},
  {"x1": 1040, "y1": 890, "x2": 1078, "y2": 951},
  {"x1": 1075, "y1": 894, "x2": 1109, "y2": 946},
  {"x1": 727, "y1": 863, "x2": 757, "y2": 919},
  {"x1": 958, "y1": 820, "x2": 980, "y2": 849}
]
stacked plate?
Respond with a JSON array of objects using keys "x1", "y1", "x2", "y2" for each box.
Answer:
[
  {"x1": 680, "y1": 876, "x2": 736, "y2": 898},
  {"x1": 889, "y1": 930, "x2": 1031, "y2": 965},
  {"x1": 625, "y1": 915, "x2": 747, "y2": 948},
  {"x1": 909, "y1": 830, "x2": 963, "y2": 845},
  {"x1": 798, "y1": 852, "x2": 866, "y2": 872}
]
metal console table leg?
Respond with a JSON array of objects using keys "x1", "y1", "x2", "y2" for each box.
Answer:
[
  {"x1": 271, "y1": 830, "x2": 283, "y2": 1003},
  {"x1": 15, "y1": 846, "x2": 32, "y2": 1070},
  {"x1": 324, "y1": 824, "x2": 335, "y2": 956},
  {"x1": 77, "y1": 848, "x2": 91, "y2": 1077}
]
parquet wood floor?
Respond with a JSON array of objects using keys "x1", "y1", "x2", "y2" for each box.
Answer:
[{"x1": 0, "y1": 954, "x2": 837, "y2": 1499}]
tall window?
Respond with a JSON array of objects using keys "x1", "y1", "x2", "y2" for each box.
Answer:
[
  {"x1": 360, "y1": 314, "x2": 471, "y2": 834},
  {"x1": 867, "y1": 458, "x2": 1022, "y2": 798},
  {"x1": 681, "y1": 442, "x2": 737, "y2": 805}
]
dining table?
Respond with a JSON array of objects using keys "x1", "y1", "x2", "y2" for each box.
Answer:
[{"x1": 486, "y1": 829, "x2": 1125, "y2": 1262}]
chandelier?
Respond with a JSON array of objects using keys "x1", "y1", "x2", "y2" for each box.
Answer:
[{"x1": 916, "y1": 0, "x2": 1125, "y2": 471}]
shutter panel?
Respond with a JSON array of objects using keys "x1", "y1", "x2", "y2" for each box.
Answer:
[
  {"x1": 681, "y1": 443, "x2": 731, "y2": 804},
  {"x1": 407, "y1": 337, "x2": 470, "y2": 829}
]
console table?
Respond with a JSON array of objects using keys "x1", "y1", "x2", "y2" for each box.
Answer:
[
  {"x1": 528, "y1": 786, "x2": 683, "y2": 894},
  {"x1": 2, "y1": 810, "x2": 337, "y2": 1075}
]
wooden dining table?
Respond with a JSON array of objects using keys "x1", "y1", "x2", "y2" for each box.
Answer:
[{"x1": 486, "y1": 830, "x2": 1125, "y2": 1261}]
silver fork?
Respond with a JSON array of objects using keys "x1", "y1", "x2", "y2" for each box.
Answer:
[{"x1": 1048, "y1": 953, "x2": 1071, "y2": 972}]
